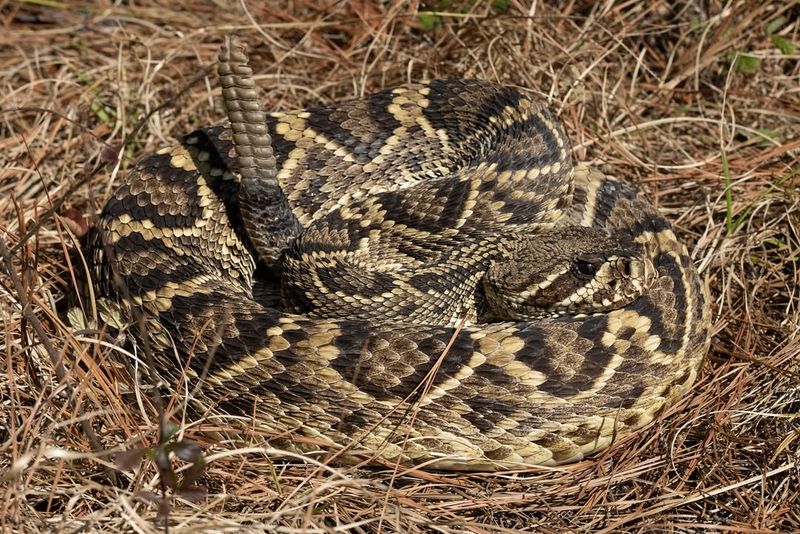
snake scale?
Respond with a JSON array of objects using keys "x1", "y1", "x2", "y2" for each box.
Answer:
[{"x1": 85, "y1": 37, "x2": 711, "y2": 470}]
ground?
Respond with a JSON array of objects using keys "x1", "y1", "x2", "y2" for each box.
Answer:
[{"x1": 1, "y1": 1, "x2": 798, "y2": 532}]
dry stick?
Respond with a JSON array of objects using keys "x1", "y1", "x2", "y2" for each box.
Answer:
[{"x1": 0, "y1": 235, "x2": 119, "y2": 486}]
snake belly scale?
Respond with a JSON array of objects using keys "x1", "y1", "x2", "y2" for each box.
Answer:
[{"x1": 85, "y1": 37, "x2": 711, "y2": 470}]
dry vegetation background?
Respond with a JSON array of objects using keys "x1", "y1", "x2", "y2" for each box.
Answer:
[{"x1": 1, "y1": 0, "x2": 799, "y2": 532}]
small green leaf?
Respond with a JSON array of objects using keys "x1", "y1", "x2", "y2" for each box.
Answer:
[
  {"x1": 765, "y1": 16, "x2": 786, "y2": 35},
  {"x1": 492, "y1": 0, "x2": 510, "y2": 11},
  {"x1": 160, "y1": 421, "x2": 180, "y2": 444},
  {"x1": 89, "y1": 98, "x2": 114, "y2": 126},
  {"x1": 763, "y1": 237, "x2": 787, "y2": 249},
  {"x1": 691, "y1": 15, "x2": 708, "y2": 35},
  {"x1": 771, "y1": 35, "x2": 796, "y2": 56},
  {"x1": 734, "y1": 53, "x2": 760, "y2": 73},
  {"x1": 418, "y1": 12, "x2": 440, "y2": 31},
  {"x1": 755, "y1": 128, "x2": 780, "y2": 149}
]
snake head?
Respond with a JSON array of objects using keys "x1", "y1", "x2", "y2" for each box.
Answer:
[{"x1": 483, "y1": 226, "x2": 657, "y2": 321}]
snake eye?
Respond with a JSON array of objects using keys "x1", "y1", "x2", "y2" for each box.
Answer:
[{"x1": 574, "y1": 257, "x2": 600, "y2": 278}]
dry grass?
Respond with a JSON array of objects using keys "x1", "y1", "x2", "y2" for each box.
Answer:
[{"x1": 2, "y1": 0, "x2": 799, "y2": 532}]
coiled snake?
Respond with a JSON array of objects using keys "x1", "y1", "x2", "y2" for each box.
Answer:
[{"x1": 86, "y1": 37, "x2": 711, "y2": 470}]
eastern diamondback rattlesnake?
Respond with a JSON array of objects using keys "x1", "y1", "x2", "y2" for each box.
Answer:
[{"x1": 84, "y1": 36, "x2": 711, "y2": 470}]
